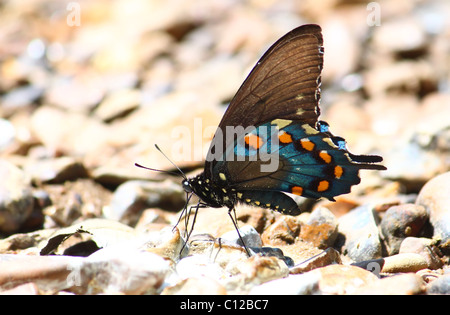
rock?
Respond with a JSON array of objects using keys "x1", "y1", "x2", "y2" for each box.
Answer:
[
  {"x1": 300, "y1": 207, "x2": 338, "y2": 249},
  {"x1": 39, "y1": 218, "x2": 137, "y2": 256},
  {"x1": 42, "y1": 179, "x2": 111, "y2": 228},
  {"x1": 0, "y1": 118, "x2": 16, "y2": 150},
  {"x1": 335, "y1": 204, "x2": 382, "y2": 262},
  {"x1": 105, "y1": 180, "x2": 185, "y2": 226},
  {"x1": 250, "y1": 247, "x2": 294, "y2": 267},
  {"x1": 416, "y1": 172, "x2": 450, "y2": 253},
  {"x1": 178, "y1": 207, "x2": 237, "y2": 239},
  {"x1": 307, "y1": 264, "x2": 379, "y2": 295},
  {"x1": 44, "y1": 74, "x2": 105, "y2": 112},
  {"x1": 426, "y1": 274, "x2": 450, "y2": 294},
  {"x1": 134, "y1": 208, "x2": 173, "y2": 231},
  {"x1": 94, "y1": 88, "x2": 141, "y2": 122},
  {"x1": 381, "y1": 253, "x2": 428, "y2": 273},
  {"x1": 1, "y1": 85, "x2": 44, "y2": 114},
  {"x1": 75, "y1": 248, "x2": 171, "y2": 294},
  {"x1": 234, "y1": 205, "x2": 276, "y2": 234},
  {"x1": 364, "y1": 61, "x2": 436, "y2": 98},
  {"x1": 161, "y1": 276, "x2": 227, "y2": 295},
  {"x1": 220, "y1": 224, "x2": 262, "y2": 248},
  {"x1": 399, "y1": 237, "x2": 443, "y2": 270},
  {"x1": 372, "y1": 17, "x2": 427, "y2": 55},
  {"x1": 224, "y1": 255, "x2": 289, "y2": 294},
  {"x1": 261, "y1": 215, "x2": 300, "y2": 246},
  {"x1": 380, "y1": 204, "x2": 429, "y2": 255},
  {"x1": 24, "y1": 157, "x2": 89, "y2": 184},
  {"x1": 187, "y1": 236, "x2": 249, "y2": 270},
  {"x1": 175, "y1": 255, "x2": 227, "y2": 281},
  {"x1": 290, "y1": 247, "x2": 342, "y2": 274},
  {"x1": 0, "y1": 282, "x2": 40, "y2": 295},
  {"x1": 142, "y1": 226, "x2": 186, "y2": 261},
  {"x1": 352, "y1": 273, "x2": 424, "y2": 295},
  {"x1": 0, "y1": 160, "x2": 34, "y2": 234},
  {"x1": 0, "y1": 228, "x2": 55, "y2": 254},
  {"x1": 275, "y1": 240, "x2": 323, "y2": 266},
  {"x1": 0, "y1": 254, "x2": 83, "y2": 293},
  {"x1": 249, "y1": 272, "x2": 320, "y2": 295}
]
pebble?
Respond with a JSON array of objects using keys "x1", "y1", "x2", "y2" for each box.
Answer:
[
  {"x1": 79, "y1": 248, "x2": 171, "y2": 295},
  {"x1": 290, "y1": 247, "x2": 342, "y2": 274},
  {"x1": 380, "y1": 204, "x2": 429, "y2": 255},
  {"x1": 352, "y1": 273, "x2": 424, "y2": 295},
  {"x1": 0, "y1": 254, "x2": 84, "y2": 293},
  {"x1": 1, "y1": 85, "x2": 44, "y2": 113},
  {"x1": 105, "y1": 180, "x2": 185, "y2": 226},
  {"x1": 307, "y1": 264, "x2": 379, "y2": 295},
  {"x1": 41, "y1": 179, "x2": 111, "y2": 228},
  {"x1": 187, "y1": 237, "x2": 249, "y2": 270},
  {"x1": 94, "y1": 88, "x2": 141, "y2": 122},
  {"x1": 399, "y1": 237, "x2": 443, "y2": 270},
  {"x1": 0, "y1": 160, "x2": 34, "y2": 234},
  {"x1": 220, "y1": 224, "x2": 262, "y2": 248},
  {"x1": 372, "y1": 17, "x2": 427, "y2": 55},
  {"x1": 381, "y1": 253, "x2": 428, "y2": 273},
  {"x1": 0, "y1": 118, "x2": 16, "y2": 150},
  {"x1": 40, "y1": 218, "x2": 136, "y2": 253},
  {"x1": 224, "y1": 255, "x2": 289, "y2": 294},
  {"x1": 249, "y1": 272, "x2": 320, "y2": 295},
  {"x1": 141, "y1": 226, "x2": 186, "y2": 261},
  {"x1": 416, "y1": 172, "x2": 450, "y2": 252},
  {"x1": 426, "y1": 274, "x2": 450, "y2": 294},
  {"x1": 261, "y1": 215, "x2": 300, "y2": 246},
  {"x1": 274, "y1": 240, "x2": 323, "y2": 266},
  {"x1": 299, "y1": 207, "x2": 338, "y2": 249},
  {"x1": 175, "y1": 255, "x2": 228, "y2": 281},
  {"x1": 30, "y1": 106, "x2": 110, "y2": 157},
  {"x1": 0, "y1": 282, "x2": 39, "y2": 295},
  {"x1": 23, "y1": 157, "x2": 89, "y2": 184},
  {"x1": 335, "y1": 204, "x2": 382, "y2": 262},
  {"x1": 161, "y1": 276, "x2": 227, "y2": 295}
]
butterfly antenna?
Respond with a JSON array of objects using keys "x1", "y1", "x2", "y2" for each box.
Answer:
[
  {"x1": 134, "y1": 163, "x2": 181, "y2": 177},
  {"x1": 154, "y1": 144, "x2": 187, "y2": 180}
]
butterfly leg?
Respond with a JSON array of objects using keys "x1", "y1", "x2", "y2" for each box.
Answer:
[
  {"x1": 172, "y1": 192, "x2": 193, "y2": 234},
  {"x1": 227, "y1": 207, "x2": 252, "y2": 257},
  {"x1": 178, "y1": 202, "x2": 207, "y2": 257}
]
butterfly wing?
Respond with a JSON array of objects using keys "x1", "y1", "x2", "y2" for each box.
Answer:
[
  {"x1": 205, "y1": 24, "x2": 324, "y2": 179},
  {"x1": 215, "y1": 120, "x2": 385, "y2": 202},
  {"x1": 202, "y1": 24, "x2": 385, "y2": 214}
]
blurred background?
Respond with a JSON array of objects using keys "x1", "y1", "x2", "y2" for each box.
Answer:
[{"x1": 0, "y1": 0, "x2": 449, "y2": 233}]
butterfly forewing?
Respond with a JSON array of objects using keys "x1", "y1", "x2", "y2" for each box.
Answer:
[{"x1": 205, "y1": 24, "x2": 324, "y2": 180}]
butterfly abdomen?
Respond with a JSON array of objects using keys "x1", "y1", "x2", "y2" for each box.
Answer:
[{"x1": 236, "y1": 190, "x2": 300, "y2": 215}]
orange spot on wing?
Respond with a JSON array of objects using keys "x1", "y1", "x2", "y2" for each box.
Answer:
[
  {"x1": 279, "y1": 131, "x2": 293, "y2": 144},
  {"x1": 291, "y1": 186, "x2": 303, "y2": 196},
  {"x1": 317, "y1": 180, "x2": 329, "y2": 192},
  {"x1": 334, "y1": 166, "x2": 343, "y2": 179},
  {"x1": 245, "y1": 134, "x2": 263, "y2": 149},
  {"x1": 319, "y1": 151, "x2": 332, "y2": 164},
  {"x1": 300, "y1": 139, "x2": 315, "y2": 151}
]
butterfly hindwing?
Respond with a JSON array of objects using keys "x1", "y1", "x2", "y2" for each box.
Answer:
[{"x1": 211, "y1": 118, "x2": 385, "y2": 213}]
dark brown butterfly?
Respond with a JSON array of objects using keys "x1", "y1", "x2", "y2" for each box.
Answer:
[{"x1": 140, "y1": 24, "x2": 386, "y2": 256}]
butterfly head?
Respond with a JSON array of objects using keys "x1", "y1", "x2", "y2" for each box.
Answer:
[{"x1": 181, "y1": 178, "x2": 193, "y2": 193}]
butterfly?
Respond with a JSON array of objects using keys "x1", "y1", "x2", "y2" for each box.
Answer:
[{"x1": 139, "y1": 24, "x2": 386, "y2": 256}]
